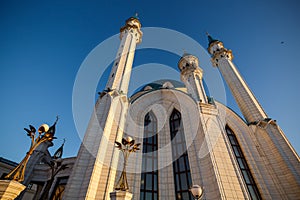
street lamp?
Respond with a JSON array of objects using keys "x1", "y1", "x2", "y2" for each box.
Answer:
[
  {"x1": 114, "y1": 136, "x2": 140, "y2": 191},
  {"x1": 4, "y1": 117, "x2": 58, "y2": 182},
  {"x1": 189, "y1": 185, "x2": 203, "y2": 200}
]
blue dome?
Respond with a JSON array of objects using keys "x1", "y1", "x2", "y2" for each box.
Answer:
[
  {"x1": 130, "y1": 79, "x2": 186, "y2": 102},
  {"x1": 133, "y1": 79, "x2": 185, "y2": 94}
]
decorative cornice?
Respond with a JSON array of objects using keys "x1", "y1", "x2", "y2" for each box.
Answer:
[
  {"x1": 119, "y1": 24, "x2": 139, "y2": 33},
  {"x1": 208, "y1": 40, "x2": 222, "y2": 52},
  {"x1": 211, "y1": 48, "x2": 233, "y2": 67},
  {"x1": 180, "y1": 67, "x2": 203, "y2": 81},
  {"x1": 98, "y1": 88, "x2": 129, "y2": 101}
]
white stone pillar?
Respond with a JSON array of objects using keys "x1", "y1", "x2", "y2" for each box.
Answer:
[
  {"x1": 208, "y1": 36, "x2": 267, "y2": 123},
  {"x1": 106, "y1": 16, "x2": 142, "y2": 95},
  {"x1": 63, "y1": 16, "x2": 142, "y2": 199}
]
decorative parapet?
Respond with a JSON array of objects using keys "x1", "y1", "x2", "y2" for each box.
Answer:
[{"x1": 211, "y1": 48, "x2": 233, "y2": 67}]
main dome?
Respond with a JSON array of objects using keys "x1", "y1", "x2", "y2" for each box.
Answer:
[{"x1": 130, "y1": 79, "x2": 187, "y2": 102}]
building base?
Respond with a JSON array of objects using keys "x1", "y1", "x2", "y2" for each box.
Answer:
[
  {"x1": 110, "y1": 190, "x2": 133, "y2": 200},
  {"x1": 0, "y1": 180, "x2": 26, "y2": 200}
]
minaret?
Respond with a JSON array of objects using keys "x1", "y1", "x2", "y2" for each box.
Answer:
[
  {"x1": 63, "y1": 15, "x2": 142, "y2": 199},
  {"x1": 207, "y1": 34, "x2": 267, "y2": 123},
  {"x1": 178, "y1": 53, "x2": 207, "y2": 103},
  {"x1": 207, "y1": 34, "x2": 300, "y2": 198},
  {"x1": 106, "y1": 14, "x2": 142, "y2": 94}
]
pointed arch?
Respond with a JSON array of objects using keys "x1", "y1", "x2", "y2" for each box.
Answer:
[
  {"x1": 225, "y1": 125, "x2": 261, "y2": 200},
  {"x1": 140, "y1": 111, "x2": 159, "y2": 200},
  {"x1": 169, "y1": 109, "x2": 193, "y2": 200}
]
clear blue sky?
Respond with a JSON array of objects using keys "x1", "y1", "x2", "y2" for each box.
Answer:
[{"x1": 0, "y1": 0, "x2": 299, "y2": 162}]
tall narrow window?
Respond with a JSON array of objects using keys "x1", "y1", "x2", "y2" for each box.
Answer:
[
  {"x1": 226, "y1": 126, "x2": 262, "y2": 200},
  {"x1": 170, "y1": 109, "x2": 193, "y2": 200},
  {"x1": 140, "y1": 112, "x2": 158, "y2": 200}
]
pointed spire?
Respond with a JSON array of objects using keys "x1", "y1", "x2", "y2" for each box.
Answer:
[
  {"x1": 53, "y1": 138, "x2": 65, "y2": 159},
  {"x1": 47, "y1": 116, "x2": 59, "y2": 136},
  {"x1": 180, "y1": 50, "x2": 192, "y2": 62},
  {"x1": 206, "y1": 32, "x2": 219, "y2": 45},
  {"x1": 182, "y1": 49, "x2": 190, "y2": 57},
  {"x1": 133, "y1": 12, "x2": 139, "y2": 19}
]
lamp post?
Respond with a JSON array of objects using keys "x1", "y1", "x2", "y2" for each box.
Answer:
[
  {"x1": 4, "y1": 117, "x2": 58, "y2": 182},
  {"x1": 189, "y1": 185, "x2": 203, "y2": 200},
  {"x1": 0, "y1": 118, "x2": 59, "y2": 200},
  {"x1": 114, "y1": 136, "x2": 140, "y2": 191}
]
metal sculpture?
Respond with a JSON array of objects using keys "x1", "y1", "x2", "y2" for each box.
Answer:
[
  {"x1": 5, "y1": 117, "x2": 58, "y2": 182},
  {"x1": 114, "y1": 136, "x2": 140, "y2": 191}
]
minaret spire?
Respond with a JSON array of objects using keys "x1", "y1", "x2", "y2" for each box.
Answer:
[
  {"x1": 134, "y1": 12, "x2": 139, "y2": 19},
  {"x1": 207, "y1": 34, "x2": 267, "y2": 123},
  {"x1": 206, "y1": 32, "x2": 219, "y2": 45},
  {"x1": 105, "y1": 15, "x2": 142, "y2": 94}
]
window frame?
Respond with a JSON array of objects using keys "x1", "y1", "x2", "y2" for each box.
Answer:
[
  {"x1": 225, "y1": 125, "x2": 262, "y2": 200},
  {"x1": 140, "y1": 112, "x2": 159, "y2": 200},
  {"x1": 170, "y1": 109, "x2": 193, "y2": 200}
]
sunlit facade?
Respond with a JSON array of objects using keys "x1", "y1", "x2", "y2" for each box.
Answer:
[{"x1": 1, "y1": 15, "x2": 299, "y2": 200}]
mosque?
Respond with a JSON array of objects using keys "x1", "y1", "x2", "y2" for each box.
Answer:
[{"x1": 1, "y1": 15, "x2": 300, "y2": 200}]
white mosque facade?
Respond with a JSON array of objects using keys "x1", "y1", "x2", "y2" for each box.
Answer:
[{"x1": 1, "y1": 15, "x2": 300, "y2": 200}]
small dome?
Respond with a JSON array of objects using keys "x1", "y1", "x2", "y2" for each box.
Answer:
[
  {"x1": 144, "y1": 85, "x2": 153, "y2": 91},
  {"x1": 136, "y1": 79, "x2": 184, "y2": 92},
  {"x1": 162, "y1": 81, "x2": 174, "y2": 89}
]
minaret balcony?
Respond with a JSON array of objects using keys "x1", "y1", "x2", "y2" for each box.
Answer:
[{"x1": 211, "y1": 48, "x2": 233, "y2": 67}]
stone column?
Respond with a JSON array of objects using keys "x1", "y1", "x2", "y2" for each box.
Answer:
[
  {"x1": 106, "y1": 15, "x2": 142, "y2": 95},
  {"x1": 0, "y1": 180, "x2": 26, "y2": 200},
  {"x1": 207, "y1": 35, "x2": 267, "y2": 123},
  {"x1": 110, "y1": 190, "x2": 133, "y2": 200},
  {"x1": 63, "y1": 15, "x2": 142, "y2": 199}
]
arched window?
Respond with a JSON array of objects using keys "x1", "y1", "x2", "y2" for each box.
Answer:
[
  {"x1": 170, "y1": 109, "x2": 193, "y2": 200},
  {"x1": 140, "y1": 112, "x2": 159, "y2": 200},
  {"x1": 226, "y1": 126, "x2": 261, "y2": 200}
]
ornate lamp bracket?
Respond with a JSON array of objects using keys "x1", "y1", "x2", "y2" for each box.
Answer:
[{"x1": 114, "y1": 136, "x2": 140, "y2": 191}]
